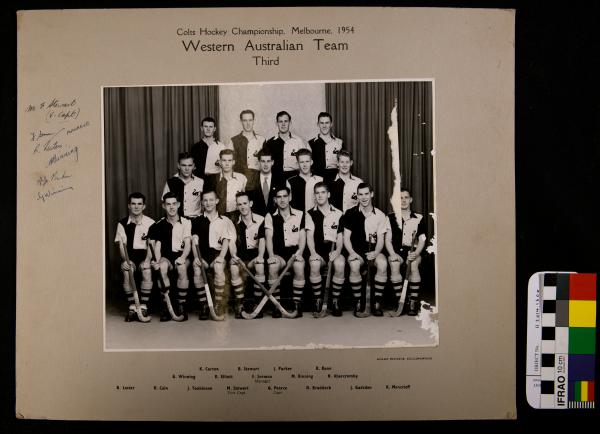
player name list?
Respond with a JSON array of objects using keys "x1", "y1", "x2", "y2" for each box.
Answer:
[{"x1": 113, "y1": 363, "x2": 413, "y2": 396}]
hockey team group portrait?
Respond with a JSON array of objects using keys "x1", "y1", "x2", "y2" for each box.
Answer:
[{"x1": 103, "y1": 80, "x2": 437, "y2": 350}]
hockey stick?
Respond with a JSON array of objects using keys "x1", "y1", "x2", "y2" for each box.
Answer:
[
  {"x1": 389, "y1": 231, "x2": 418, "y2": 317},
  {"x1": 193, "y1": 243, "x2": 225, "y2": 321},
  {"x1": 118, "y1": 239, "x2": 151, "y2": 322},
  {"x1": 240, "y1": 257, "x2": 297, "y2": 319},
  {"x1": 148, "y1": 242, "x2": 184, "y2": 321},
  {"x1": 313, "y1": 242, "x2": 336, "y2": 318},
  {"x1": 356, "y1": 235, "x2": 374, "y2": 318}
]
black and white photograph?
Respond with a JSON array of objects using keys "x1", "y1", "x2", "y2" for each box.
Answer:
[{"x1": 103, "y1": 80, "x2": 436, "y2": 350}]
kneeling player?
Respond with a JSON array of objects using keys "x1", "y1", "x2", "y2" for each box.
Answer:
[
  {"x1": 385, "y1": 189, "x2": 427, "y2": 315},
  {"x1": 264, "y1": 186, "x2": 306, "y2": 317},
  {"x1": 229, "y1": 192, "x2": 267, "y2": 318},
  {"x1": 147, "y1": 192, "x2": 192, "y2": 321},
  {"x1": 191, "y1": 190, "x2": 235, "y2": 319},
  {"x1": 114, "y1": 192, "x2": 155, "y2": 321},
  {"x1": 343, "y1": 183, "x2": 388, "y2": 317},
  {"x1": 305, "y1": 182, "x2": 345, "y2": 316}
]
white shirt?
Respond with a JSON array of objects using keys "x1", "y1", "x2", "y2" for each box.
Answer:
[
  {"x1": 323, "y1": 136, "x2": 344, "y2": 169},
  {"x1": 305, "y1": 205, "x2": 342, "y2": 242},
  {"x1": 230, "y1": 133, "x2": 265, "y2": 171},
  {"x1": 204, "y1": 213, "x2": 236, "y2": 251},
  {"x1": 265, "y1": 207, "x2": 304, "y2": 248},
  {"x1": 114, "y1": 215, "x2": 155, "y2": 250},
  {"x1": 216, "y1": 172, "x2": 248, "y2": 213},
  {"x1": 204, "y1": 140, "x2": 233, "y2": 175},
  {"x1": 286, "y1": 174, "x2": 323, "y2": 211},
  {"x1": 361, "y1": 207, "x2": 387, "y2": 243},
  {"x1": 273, "y1": 134, "x2": 310, "y2": 172},
  {"x1": 238, "y1": 213, "x2": 265, "y2": 250},
  {"x1": 162, "y1": 174, "x2": 204, "y2": 218},
  {"x1": 335, "y1": 173, "x2": 363, "y2": 212},
  {"x1": 169, "y1": 218, "x2": 192, "y2": 253}
]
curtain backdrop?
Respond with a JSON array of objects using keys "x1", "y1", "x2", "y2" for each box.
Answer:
[
  {"x1": 104, "y1": 86, "x2": 219, "y2": 289},
  {"x1": 325, "y1": 82, "x2": 434, "y2": 240}
]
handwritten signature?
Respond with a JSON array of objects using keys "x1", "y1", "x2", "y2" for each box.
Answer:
[
  {"x1": 36, "y1": 170, "x2": 72, "y2": 187},
  {"x1": 36, "y1": 185, "x2": 74, "y2": 203},
  {"x1": 46, "y1": 146, "x2": 78, "y2": 167}
]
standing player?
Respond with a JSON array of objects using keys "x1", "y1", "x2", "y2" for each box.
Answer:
[
  {"x1": 147, "y1": 192, "x2": 192, "y2": 321},
  {"x1": 330, "y1": 150, "x2": 363, "y2": 213},
  {"x1": 204, "y1": 149, "x2": 247, "y2": 217},
  {"x1": 343, "y1": 183, "x2": 388, "y2": 317},
  {"x1": 191, "y1": 189, "x2": 236, "y2": 319},
  {"x1": 162, "y1": 152, "x2": 204, "y2": 218},
  {"x1": 305, "y1": 182, "x2": 345, "y2": 316},
  {"x1": 114, "y1": 192, "x2": 155, "y2": 321},
  {"x1": 264, "y1": 186, "x2": 306, "y2": 317},
  {"x1": 286, "y1": 149, "x2": 323, "y2": 212},
  {"x1": 385, "y1": 189, "x2": 427, "y2": 315},
  {"x1": 190, "y1": 116, "x2": 232, "y2": 178},
  {"x1": 246, "y1": 149, "x2": 280, "y2": 217},
  {"x1": 229, "y1": 109, "x2": 265, "y2": 184},
  {"x1": 229, "y1": 192, "x2": 267, "y2": 318},
  {"x1": 264, "y1": 111, "x2": 311, "y2": 181},
  {"x1": 308, "y1": 112, "x2": 343, "y2": 183}
]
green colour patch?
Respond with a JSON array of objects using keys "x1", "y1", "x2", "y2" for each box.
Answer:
[{"x1": 569, "y1": 328, "x2": 596, "y2": 355}]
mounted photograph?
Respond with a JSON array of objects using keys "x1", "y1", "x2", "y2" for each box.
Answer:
[{"x1": 103, "y1": 79, "x2": 437, "y2": 350}]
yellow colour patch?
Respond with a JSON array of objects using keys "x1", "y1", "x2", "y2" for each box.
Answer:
[{"x1": 569, "y1": 300, "x2": 596, "y2": 327}]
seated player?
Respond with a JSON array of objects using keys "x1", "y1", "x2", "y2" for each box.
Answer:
[
  {"x1": 286, "y1": 148, "x2": 323, "y2": 212},
  {"x1": 191, "y1": 189, "x2": 235, "y2": 319},
  {"x1": 385, "y1": 189, "x2": 427, "y2": 315},
  {"x1": 229, "y1": 192, "x2": 267, "y2": 318},
  {"x1": 343, "y1": 183, "x2": 388, "y2": 317},
  {"x1": 147, "y1": 192, "x2": 192, "y2": 321},
  {"x1": 114, "y1": 192, "x2": 155, "y2": 321},
  {"x1": 264, "y1": 186, "x2": 306, "y2": 317},
  {"x1": 305, "y1": 182, "x2": 345, "y2": 316}
]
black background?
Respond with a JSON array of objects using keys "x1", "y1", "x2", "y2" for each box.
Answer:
[{"x1": 3, "y1": 1, "x2": 599, "y2": 432}]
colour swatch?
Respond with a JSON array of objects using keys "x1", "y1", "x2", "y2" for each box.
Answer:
[{"x1": 527, "y1": 272, "x2": 596, "y2": 409}]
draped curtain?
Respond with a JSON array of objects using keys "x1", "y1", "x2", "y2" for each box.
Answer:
[
  {"x1": 325, "y1": 81, "x2": 434, "y2": 240},
  {"x1": 104, "y1": 86, "x2": 219, "y2": 288}
]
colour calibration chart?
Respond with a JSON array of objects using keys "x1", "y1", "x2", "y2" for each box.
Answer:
[{"x1": 527, "y1": 272, "x2": 596, "y2": 409}]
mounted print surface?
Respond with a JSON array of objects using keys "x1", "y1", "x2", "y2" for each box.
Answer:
[{"x1": 17, "y1": 7, "x2": 515, "y2": 421}]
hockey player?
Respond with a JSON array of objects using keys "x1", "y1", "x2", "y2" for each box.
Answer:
[
  {"x1": 264, "y1": 111, "x2": 311, "y2": 181},
  {"x1": 308, "y1": 112, "x2": 343, "y2": 183},
  {"x1": 162, "y1": 152, "x2": 204, "y2": 218},
  {"x1": 343, "y1": 183, "x2": 388, "y2": 317},
  {"x1": 147, "y1": 192, "x2": 192, "y2": 321},
  {"x1": 305, "y1": 182, "x2": 345, "y2": 316},
  {"x1": 264, "y1": 185, "x2": 306, "y2": 317},
  {"x1": 190, "y1": 116, "x2": 232, "y2": 178},
  {"x1": 285, "y1": 148, "x2": 323, "y2": 212},
  {"x1": 329, "y1": 150, "x2": 363, "y2": 213},
  {"x1": 191, "y1": 189, "x2": 236, "y2": 319},
  {"x1": 229, "y1": 109, "x2": 265, "y2": 183},
  {"x1": 385, "y1": 188, "x2": 427, "y2": 315},
  {"x1": 114, "y1": 192, "x2": 155, "y2": 321},
  {"x1": 204, "y1": 149, "x2": 247, "y2": 217},
  {"x1": 229, "y1": 191, "x2": 267, "y2": 318}
]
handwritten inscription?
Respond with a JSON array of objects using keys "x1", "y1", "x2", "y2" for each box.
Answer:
[{"x1": 26, "y1": 97, "x2": 88, "y2": 203}]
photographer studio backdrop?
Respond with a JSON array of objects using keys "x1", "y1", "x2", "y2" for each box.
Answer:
[{"x1": 103, "y1": 81, "x2": 433, "y2": 299}]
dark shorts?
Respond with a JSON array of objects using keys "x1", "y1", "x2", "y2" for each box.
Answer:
[
  {"x1": 275, "y1": 246, "x2": 299, "y2": 262},
  {"x1": 129, "y1": 249, "x2": 147, "y2": 266},
  {"x1": 238, "y1": 248, "x2": 263, "y2": 263},
  {"x1": 315, "y1": 241, "x2": 336, "y2": 260}
]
